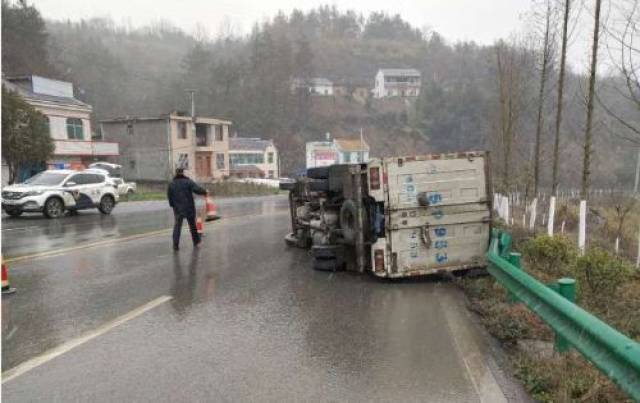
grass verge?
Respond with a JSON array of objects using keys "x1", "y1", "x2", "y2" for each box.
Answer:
[
  {"x1": 460, "y1": 226, "x2": 638, "y2": 402},
  {"x1": 120, "y1": 182, "x2": 280, "y2": 202}
]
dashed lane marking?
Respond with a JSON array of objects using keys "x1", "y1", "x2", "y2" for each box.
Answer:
[{"x1": 2, "y1": 295, "x2": 172, "y2": 384}]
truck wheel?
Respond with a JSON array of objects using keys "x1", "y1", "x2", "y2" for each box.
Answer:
[
  {"x1": 44, "y1": 197, "x2": 65, "y2": 219},
  {"x1": 312, "y1": 244, "x2": 343, "y2": 259},
  {"x1": 307, "y1": 167, "x2": 329, "y2": 179},
  {"x1": 340, "y1": 199, "x2": 359, "y2": 243},
  {"x1": 98, "y1": 195, "x2": 115, "y2": 215},
  {"x1": 308, "y1": 179, "x2": 329, "y2": 192},
  {"x1": 313, "y1": 257, "x2": 343, "y2": 272}
]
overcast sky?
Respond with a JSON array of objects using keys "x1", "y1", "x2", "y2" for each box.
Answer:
[{"x1": 32, "y1": 0, "x2": 608, "y2": 72}]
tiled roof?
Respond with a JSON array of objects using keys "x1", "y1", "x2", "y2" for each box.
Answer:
[
  {"x1": 379, "y1": 68, "x2": 421, "y2": 77},
  {"x1": 334, "y1": 138, "x2": 369, "y2": 152},
  {"x1": 3, "y1": 77, "x2": 91, "y2": 109},
  {"x1": 229, "y1": 137, "x2": 273, "y2": 151}
]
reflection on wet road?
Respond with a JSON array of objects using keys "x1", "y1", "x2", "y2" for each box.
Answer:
[
  {"x1": 2, "y1": 196, "x2": 522, "y2": 402},
  {"x1": 1, "y1": 195, "x2": 289, "y2": 258}
]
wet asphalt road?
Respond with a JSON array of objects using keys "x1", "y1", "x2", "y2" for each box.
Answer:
[
  {"x1": 1, "y1": 195, "x2": 287, "y2": 258},
  {"x1": 1, "y1": 196, "x2": 526, "y2": 402}
]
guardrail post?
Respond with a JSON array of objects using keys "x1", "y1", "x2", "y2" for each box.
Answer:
[
  {"x1": 554, "y1": 278, "x2": 577, "y2": 353},
  {"x1": 507, "y1": 252, "x2": 522, "y2": 303}
]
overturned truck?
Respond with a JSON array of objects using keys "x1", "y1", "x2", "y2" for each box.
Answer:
[{"x1": 282, "y1": 151, "x2": 493, "y2": 278}]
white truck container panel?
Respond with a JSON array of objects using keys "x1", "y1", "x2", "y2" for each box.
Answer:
[{"x1": 371, "y1": 152, "x2": 491, "y2": 277}]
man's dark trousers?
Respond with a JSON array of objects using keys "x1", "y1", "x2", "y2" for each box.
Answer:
[{"x1": 173, "y1": 212, "x2": 200, "y2": 248}]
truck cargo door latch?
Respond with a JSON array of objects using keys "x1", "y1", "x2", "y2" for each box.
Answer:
[{"x1": 421, "y1": 225, "x2": 432, "y2": 249}]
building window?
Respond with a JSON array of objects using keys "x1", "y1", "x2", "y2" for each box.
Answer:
[
  {"x1": 177, "y1": 153, "x2": 189, "y2": 169},
  {"x1": 343, "y1": 152, "x2": 351, "y2": 163},
  {"x1": 267, "y1": 152, "x2": 274, "y2": 164},
  {"x1": 129, "y1": 160, "x2": 136, "y2": 170},
  {"x1": 216, "y1": 153, "x2": 225, "y2": 169},
  {"x1": 177, "y1": 122, "x2": 187, "y2": 139},
  {"x1": 66, "y1": 118, "x2": 84, "y2": 140},
  {"x1": 127, "y1": 122, "x2": 134, "y2": 136},
  {"x1": 214, "y1": 125, "x2": 223, "y2": 141},
  {"x1": 268, "y1": 170, "x2": 274, "y2": 179},
  {"x1": 229, "y1": 153, "x2": 264, "y2": 167}
]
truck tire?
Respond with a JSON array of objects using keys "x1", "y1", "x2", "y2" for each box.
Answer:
[
  {"x1": 308, "y1": 179, "x2": 329, "y2": 192},
  {"x1": 340, "y1": 199, "x2": 359, "y2": 243},
  {"x1": 313, "y1": 257, "x2": 343, "y2": 272},
  {"x1": 307, "y1": 167, "x2": 329, "y2": 179},
  {"x1": 312, "y1": 244, "x2": 343, "y2": 259},
  {"x1": 279, "y1": 181, "x2": 295, "y2": 191}
]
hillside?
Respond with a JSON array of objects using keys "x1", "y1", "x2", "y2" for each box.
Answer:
[{"x1": 2, "y1": 3, "x2": 637, "y2": 185}]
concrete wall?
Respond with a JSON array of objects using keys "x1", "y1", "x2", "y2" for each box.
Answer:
[
  {"x1": 101, "y1": 119, "x2": 171, "y2": 182},
  {"x1": 34, "y1": 104, "x2": 92, "y2": 141}
]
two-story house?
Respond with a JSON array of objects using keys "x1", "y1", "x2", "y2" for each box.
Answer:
[
  {"x1": 373, "y1": 68, "x2": 421, "y2": 98},
  {"x1": 228, "y1": 137, "x2": 279, "y2": 179},
  {"x1": 305, "y1": 137, "x2": 370, "y2": 168},
  {"x1": 2, "y1": 75, "x2": 119, "y2": 183},
  {"x1": 100, "y1": 112, "x2": 231, "y2": 182}
]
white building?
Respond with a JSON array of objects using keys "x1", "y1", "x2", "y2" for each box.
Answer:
[
  {"x1": 291, "y1": 77, "x2": 334, "y2": 96},
  {"x1": 373, "y1": 68, "x2": 421, "y2": 98},
  {"x1": 228, "y1": 137, "x2": 279, "y2": 179},
  {"x1": 2, "y1": 75, "x2": 119, "y2": 184},
  {"x1": 306, "y1": 141, "x2": 338, "y2": 168},
  {"x1": 305, "y1": 138, "x2": 370, "y2": 169}
]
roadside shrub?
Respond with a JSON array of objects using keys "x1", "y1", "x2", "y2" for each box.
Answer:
[
  {"x1": 573, "y1": 248, "x2": 633, "y2": 310},
  {"x1": 522, "y1": 235, "x2": 577, "y2": 279}
]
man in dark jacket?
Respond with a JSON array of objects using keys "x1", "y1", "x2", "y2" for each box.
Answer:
[{"x1": 167, "y1": 168, "x2": 207, "y2": 250}]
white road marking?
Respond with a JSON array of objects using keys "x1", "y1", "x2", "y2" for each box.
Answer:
[
  {"x1": 437, "y1": 287, "x2": 508, "y2": 403},
  {"x1": 1, "y1": 295, "x2": 172, "y2": 384}
]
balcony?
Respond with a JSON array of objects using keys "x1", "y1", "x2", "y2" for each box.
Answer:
[{"x1": 54, "y1": 140, "x2": 119, "y2": 156}]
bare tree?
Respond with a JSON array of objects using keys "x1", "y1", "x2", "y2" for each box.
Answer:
[
  {"x1": 599, "y1": 0, "x2": 640, "y2": 192},
  {"x1": 495, "y1": 40, "x2": 529, "y2": 192},
  {"x1": 552, "y1": 0, "x2": 571, "y2": 196},
  {"x1": 581, "y1": 0, "x2": 603, "y2": 200},
  {"x1": 533, "y1": 0, "x2": 556, "y2": 194}
]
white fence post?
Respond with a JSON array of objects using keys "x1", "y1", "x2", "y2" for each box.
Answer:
[
  {"x1": 615, "y1": 237, "x2": 620, "y2": 255},
  {"x1": 502, "y1": 196, "x2": 510, "y2": 225},
  {"x1": 561, "y1": 220, "x2": 566, "y2": 234},
  {"x1": 578, "y1": 200, "x2": 587, "y2": 255},
  {"x1": 529, "y1": 198, "x2": 538, "y2": 230},
  {"x1": 547, "y1": 196, "x2": 556, "y2": 236},
  {"x1": 636, "y1": 226, "x2": 640, "y2": 269}
]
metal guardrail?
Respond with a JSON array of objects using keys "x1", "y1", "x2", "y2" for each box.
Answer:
[{"x1": 485, "y1": 229, "x2": 640, "y2": 401}]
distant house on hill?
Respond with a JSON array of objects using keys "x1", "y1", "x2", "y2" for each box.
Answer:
[
  {"x1": 291, "y1": 77, "x2": 334, "y2": 96},
  {"x1": 228, "y1": 137, "x2": 279, "y2": 179},
  {"x1": 373, "y1": 68, "x2": 421, "y2": 98},
  {"x1": 305, "y1": 136, "x2": 370, "y2": 168},
  {"x1": 333, "y1": 78, "x2": 371, "y2": 102}
]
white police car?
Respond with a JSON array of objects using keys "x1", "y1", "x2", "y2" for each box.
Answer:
[{"x1": 1, "y1": 169, "x2": 119, "y2": 219}]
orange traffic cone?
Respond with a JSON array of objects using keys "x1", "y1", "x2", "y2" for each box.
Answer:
[
  {"x1": 205, "y1": 196, "x2": 220, "y2": 222},
  {"x1": 2, "y1": 260, "x2": 16, "y2": 295}
]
